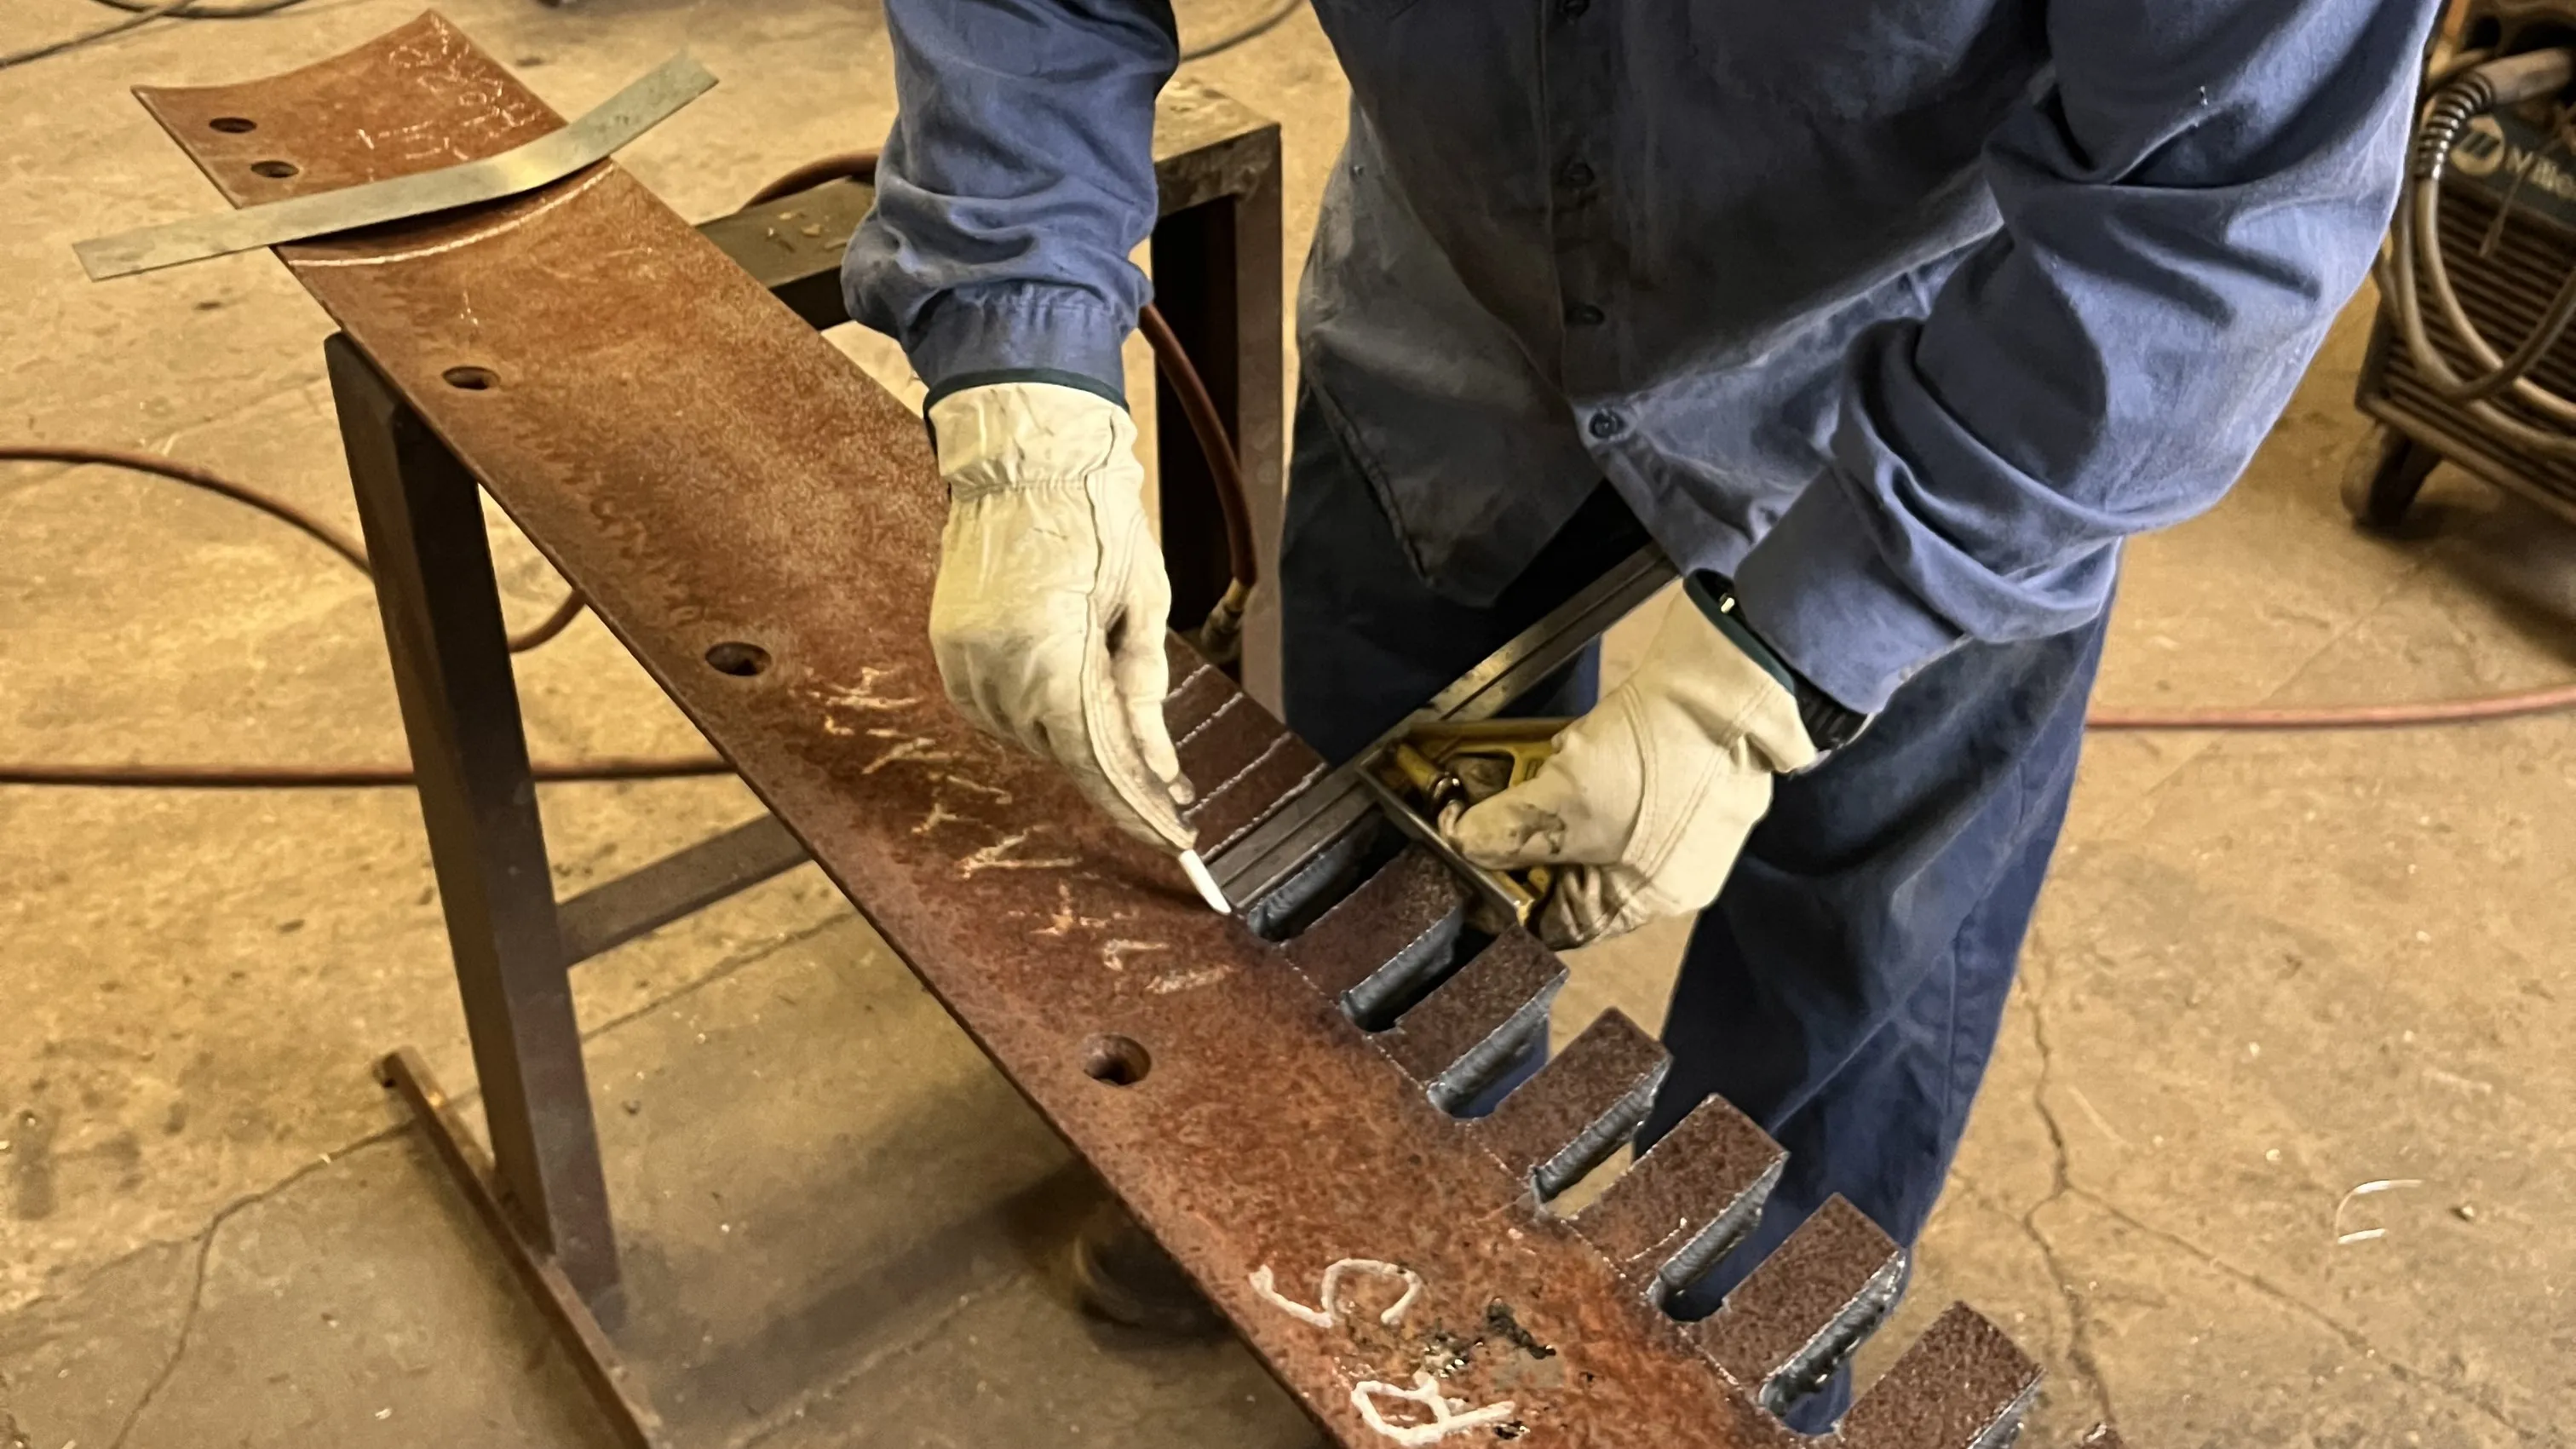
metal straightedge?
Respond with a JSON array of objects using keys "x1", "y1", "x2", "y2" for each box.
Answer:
[
  {"x1": 78, "y1": 53, "x2": 714, "y2": 279},
  {"x1": 1210, "y1": 546, "x2": 1675, "y2": 914},
  {"x1": 114, "y1": 14, "x2": 2121, "y2": 1449}
]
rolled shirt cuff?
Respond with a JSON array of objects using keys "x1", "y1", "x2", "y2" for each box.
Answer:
[
  {"x1": 1730, "y1": 471, "x2": 1963, "y2": 715},
  {"x1": 907, "y1": 285, "x2": 1134, "y2": 410}
]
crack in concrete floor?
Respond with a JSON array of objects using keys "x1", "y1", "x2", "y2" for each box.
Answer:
[
  {"x1": 2061, "y1": 1185, "x2": 2546, "y2": 1444},
  {"x1": 100, "y1": 1141, "x2": 389, "y2": 1449},
  {"x1": 48, "y1": 896, "x2": 854, "y2": 1446},
  {"x1": 727, "y1": 1271, "x2": 1007, "y2": 1449},
  {"x1": 1995, "y1": 949, "x2": 2552, "y2": 1446},
  {"x1": 2018, "y1": 952, "x2": 2120, "y2": 1434}
]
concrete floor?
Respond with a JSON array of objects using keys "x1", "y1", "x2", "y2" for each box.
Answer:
[{"x1": 1, "y1": 1, "x2": 2568, "y2": 1446}]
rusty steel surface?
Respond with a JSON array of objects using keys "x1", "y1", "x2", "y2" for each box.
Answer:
[{"x1": 129, "y1": 15, "x2": 2091, "y2": 1446}]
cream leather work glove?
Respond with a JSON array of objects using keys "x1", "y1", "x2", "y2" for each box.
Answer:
[
  {"x1": 927, "y1": 381, "x2": 1193, "y2": 854},
  {"x1": 1446, "y1": 597, "x2": 1818, "y2": 949}
]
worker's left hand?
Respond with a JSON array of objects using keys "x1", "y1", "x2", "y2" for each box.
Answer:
[
  {"x1": 1445, "y1": 598, "x2": 1818, "y2": 948},
  {"x1": 924, "y1": 381, "x2": 1194, "y2": 854}
]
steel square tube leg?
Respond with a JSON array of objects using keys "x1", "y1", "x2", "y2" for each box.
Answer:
[
  {"x1": 1150, "y1": 137, "x2": 1285, "y2": 703},
  {"x1": 325, "y1": 331, "x2": 620, "y2": 1309}
]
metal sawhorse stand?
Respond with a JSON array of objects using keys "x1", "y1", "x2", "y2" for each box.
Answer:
[{"x1": 326, "y1": 88, "x2": 1282, "y2": 1446}]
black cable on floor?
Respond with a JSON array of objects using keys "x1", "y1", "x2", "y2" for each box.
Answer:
[{"x1": 0, "y1": 0, "x2": 313, "y2": 72}]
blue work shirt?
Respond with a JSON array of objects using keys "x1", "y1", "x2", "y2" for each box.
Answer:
[{"x1": 847, "y1": 0, "x2": 2435, "y2": 712}]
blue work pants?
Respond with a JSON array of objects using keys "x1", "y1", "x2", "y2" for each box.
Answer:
[{"x1": 1277, "y1": 390, "x2": 2106, "y2": 1430}]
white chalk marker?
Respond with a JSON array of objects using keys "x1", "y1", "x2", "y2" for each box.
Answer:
[{"x1": 1179, "y1": 848, "x2": 1232, "y2": 915}]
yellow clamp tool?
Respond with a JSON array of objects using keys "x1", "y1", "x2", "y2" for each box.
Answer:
[{"x1": 1363, "y1": 716, "x2": 1572, "y2": 929}]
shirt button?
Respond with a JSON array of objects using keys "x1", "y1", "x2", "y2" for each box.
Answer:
[
  {"x1": 1588, "y1": 410, "x2": 1625, "y2": 439},
  {"x1": 1560, "y1": 159, "x2": 1596, "y2": 190},
  {"x1": 1560, "y1": 0, "x2": 1590, "y2": 14},
  {"x1": 1566, "y1": 302, "x2": 1605, "y2": 326}
]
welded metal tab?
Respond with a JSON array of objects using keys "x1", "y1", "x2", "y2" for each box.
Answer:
[
  {"x1": 1279, "y1": 846, "x2": 1470, "y2": 1019},
  {"x1": 1163, "y1": 642, "x2": 1240, "y2": 740},
  {"x1": 1693, "y1": 1196, "x2": 1906, "y2": 1417},
  {"x1": 1376, "y1": 928, "x2": 1564, "y2": 1112},
  {"x1": 1472, "y1": 1009, "x2": 1670, "y2": 1199},
  {"x1": 1837, "y1": 1302, "x2": 2048, "y2": 1449},
  {"x1": 1573, "y1": 1093, "x2": 1786, "y2": 1303},
  {"x1": 1173, "y1": 659, "x2": 1326, "y2": 858},
  {"x1": 1165, "y1": 639, "x2": 1325, "y2": 860},
  {"x1": 143, "y1": 17, "x2": 2100, "y2": 1446}
]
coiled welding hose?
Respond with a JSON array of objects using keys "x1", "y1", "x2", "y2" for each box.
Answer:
[
  {"x1": 2377, "y1": 46, "x2": 2576, "y2": 449},
  {"x1": 12, "y1": 126, "x2": 2576, "y2": 792}
]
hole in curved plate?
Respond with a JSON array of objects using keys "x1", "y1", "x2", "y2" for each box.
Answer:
[
  {"x1": 704, "y1": 641, "x2": 771, "y2": 678},
  {"x1": 1080, "y1": 1035, "x2": 1151, "y2": 1087},
  {"x1": 209, "y1": 117, "x2": 256, "y2": 135},
  {"x1": 249, "y1": 159, "x2": 298, "y2": 179},
  {"x1": 441, "y1": 366, "x2": 497, "y2": 392}
]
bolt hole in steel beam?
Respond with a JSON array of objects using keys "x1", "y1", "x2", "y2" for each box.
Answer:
[
  {"x1": 250, "y1": 158, "x2": 299, "y2": 178},
  {"x1": 703, "y1": 641, "x2": 771, "y2": 678},
  {"x1": 442, "y1": 365, "x2": 497, "y2": 391},
  {"x1": 1082, "y1": 1034, "x2": 1153, "y2": 1086},
  {"x1": 209, "y1": 116, "x2": 256, "y2": 134}
]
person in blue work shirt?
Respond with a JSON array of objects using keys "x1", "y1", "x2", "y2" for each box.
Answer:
[{"x1": 847, "y1": 0, "x2": 2436, "y2": 1427}]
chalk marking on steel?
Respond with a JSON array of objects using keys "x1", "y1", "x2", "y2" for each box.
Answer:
[
  {"x1": 1350, "y1": 1373, "x2": 1516, "y2": 1446},
  {"x1": 1147, "y1": 963, "x2": 1233, "y2": 995},
  {"x1": 940, "y1": 773, "x2": 1012, "y2": 803},
  {"x1": 862, "y1": 736, "x2": 954, "y2": 774},
  {"x1": 958, "y1": 832, "x2": 1078, "y2": 877},
  {"x1": 1179, "y1": 729, "x2": 1294, "y2": 812},
  {"x1": 1029, "y1": 882, "x2": 1111, "y2": 938},
  {"x1": 1248, "y1": 1258, "x2": 1423, "y2": 1330},
  {"x1": 913, "y1": 801, "x2": 969, "y2": 836},
  {"x1": 819, "y1": 666, "x2": 923, "y2": 714},
  {"x1": 1098, "y1": 940, "x2": 1169, "y2": 972},
  {"x1": 1176, "y1": 692, "x2": 1245, "y2": 746}
]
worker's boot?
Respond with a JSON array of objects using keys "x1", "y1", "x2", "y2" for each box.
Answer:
[{"x1": 1067, "y1": 1199, "x2": 1223, "y2": 1337}]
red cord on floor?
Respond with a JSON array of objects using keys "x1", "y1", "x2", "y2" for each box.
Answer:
[{"x1": 11, "y1": 440, "x2": 2574, "y2": 791}]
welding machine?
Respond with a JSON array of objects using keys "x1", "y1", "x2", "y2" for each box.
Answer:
[{"x1": 2352, "y1": 1, "x2": 2576, "y2": 528}]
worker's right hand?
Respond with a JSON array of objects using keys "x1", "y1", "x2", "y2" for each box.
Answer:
[
  {"x1": 925, "y1": 381, "x2": 1196, "y2": 853},
  {"x1": 1445, "y1": 595, "x2": 1817, "y2": 948}
]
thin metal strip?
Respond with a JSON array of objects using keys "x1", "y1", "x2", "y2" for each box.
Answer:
[
  {"x1": 78, "y1": 54, "x2": 715, "y2": 279},
  {"x1": 1422, "y1": 546, "x2": 1677, "y2": 723}
]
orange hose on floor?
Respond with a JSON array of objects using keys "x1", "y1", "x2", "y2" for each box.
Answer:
[
  {"x1": 11, "y1": 439, "x2": 2576, "y2": 792},
  {"x1": 2085, "y1": 681, "x2": 2576, "y2": 730}
]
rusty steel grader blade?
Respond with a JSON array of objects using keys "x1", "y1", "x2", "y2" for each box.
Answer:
[{"x1": 113, "y1": 13, "x2": 2111, "y2": 1446}]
